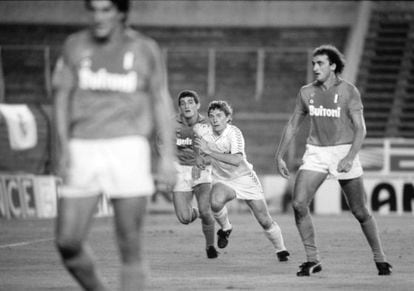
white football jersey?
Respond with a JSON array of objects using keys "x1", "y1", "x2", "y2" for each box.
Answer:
[{"x1": 203, "y1": 124, "x2": 254, "y2": 180}]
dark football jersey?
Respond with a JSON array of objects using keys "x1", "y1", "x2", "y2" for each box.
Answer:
[
  {"x1": 296, "y1": 78, "x2": 363, "y2": 146},
  {"x1": 174, "y1": 113, "x2": 209, "y2": 166},
  {"x1": 53, "y1": 28, "x2": 167, "y2": 139}
]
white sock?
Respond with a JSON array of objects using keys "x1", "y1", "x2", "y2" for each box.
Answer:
[
  {"x1": 213, "y1": 206, "x2": 232, "y2": 231},
  {"x1": 264, "y1": 222, "x2": 286, "y2": 253}
]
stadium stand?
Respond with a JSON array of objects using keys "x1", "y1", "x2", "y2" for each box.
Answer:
[
  {"x1": 357, "y1": 2, "x2": 414, "y2": 138},
  {"x1": 0, "y1": 1, "x2": 413, "y2": 175}
]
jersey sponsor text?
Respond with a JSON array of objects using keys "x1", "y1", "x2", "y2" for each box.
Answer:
[
  {"x1": 309, "y1": 105, "x2": 341, "y2": 118},
  {"x1": 78, "y1": 62, "x2": 141, "y2": 93},
  {"x1": 176, "y1": 137, "x2": 192, "y2": 146}
]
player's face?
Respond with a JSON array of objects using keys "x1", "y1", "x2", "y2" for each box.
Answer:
[
  {"x1": 88, "y1": 0, "x2": 124, "y2": 40},
  {"x1": 208, "y1": 109, "x2": 230, "y2": 135},
  {"x1": 179, "y1": 97, "x2": 200, "y2": 119},
  {"x1": 312, "y1": 54, "x2": 336, "y2": 83}
]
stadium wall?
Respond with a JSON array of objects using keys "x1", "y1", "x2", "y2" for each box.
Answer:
[{"x1": 0, "y1": 1, "x2": 359, "y2": 27}]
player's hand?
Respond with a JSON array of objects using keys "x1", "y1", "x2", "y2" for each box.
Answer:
[
  {"x1": 337, "y1": 156, "x2": 353, "y2": 173},
  {"x1": 195, "y1": 155, "x2": 207, "y2": 170},
  {"x1": 56, "y1": 145, "x2": 70, "y2": 183},
  {"x1": 276, "y1": 158, "x2": 290, "y2": 179},
  {"x1": 156, "y1": 156, "x2": 177, "y2": 193}
]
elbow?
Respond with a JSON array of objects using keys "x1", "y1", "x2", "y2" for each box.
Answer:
[{"x1": 360, "y1": 127, "x2": 367, "y2": 139}]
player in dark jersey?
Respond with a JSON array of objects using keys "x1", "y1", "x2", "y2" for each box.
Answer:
[
  {"x1": 275, "y1": 44, "x2": 392, "y2": 276},
  {"x1": 53, "y1": 1, "x2": 176, "y2": 290},
  {"x1": 172, "y1": 90, "x2": 218, "y2": 259}
]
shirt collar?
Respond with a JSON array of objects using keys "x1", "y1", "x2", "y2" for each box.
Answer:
[{"x1": 313, "y1": 76, "x2": 343, "y2": 89}]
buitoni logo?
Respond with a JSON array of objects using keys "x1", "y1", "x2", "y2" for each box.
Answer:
[
  {"x1": 309, "y1": 105, "x2": 341, "y2": 118},
  {"x1": 78, "y1": 57, "x2": 141, "y2": 93}
]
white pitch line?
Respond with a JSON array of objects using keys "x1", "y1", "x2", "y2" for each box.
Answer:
[{"x1": 0, "y1": 237, "x2": 54, "y2": 249}]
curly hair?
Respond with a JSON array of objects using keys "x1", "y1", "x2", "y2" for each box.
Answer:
[
  {"x1": 312, "y1": 44, "x2": 346, "y2": 75},
  {"x1": 207, "y1": 100, "x2": 233, "y2": 123}
]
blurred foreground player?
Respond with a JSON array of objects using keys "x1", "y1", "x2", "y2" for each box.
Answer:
[
  {"x1": 275, "y1": 44, "x2": 392, "y2": 276},
  {"x1": 53, "y1": 0, "x2": 176, "y2": 290}
]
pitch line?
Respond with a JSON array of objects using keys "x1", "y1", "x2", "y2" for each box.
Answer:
[{"x1": 0, "y1": 237, "x2": 54, "y2": 249}]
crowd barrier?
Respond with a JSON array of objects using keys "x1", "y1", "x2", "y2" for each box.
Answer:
[
  {"x1": 0, "y1": 174, "x2": 58, "y2": 219},
  {"x1": 0, "y1": 173, "x2": 413, "y2": 219},
  {"x1": 0, "y1": 174, "x2": 115, "y2": 219},
  {"x1": 1, "y1": 138, "x2": 413, "y2": 219}
]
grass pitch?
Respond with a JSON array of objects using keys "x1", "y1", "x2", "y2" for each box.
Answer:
[{"x1": 0, "y1": 209, "x2": 413, "y2": 290}]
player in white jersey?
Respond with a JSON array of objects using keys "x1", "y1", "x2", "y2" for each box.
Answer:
[
  {"x1": 195, "y1": 100, "x2": 290, "y2": 262},
  {"x1": 275, "y1": 45, "x2": 392, "y2": 276},
  {"x1": 53, "y1": 1, "x2": 176, "y2": 290}
]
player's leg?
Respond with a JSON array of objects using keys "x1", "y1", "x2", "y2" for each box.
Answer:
[
  {"x1": 55, "y1": 195, "x2": 108, "y2": 290},
  {"x1": 173, "y1": 190, "x2": 198, "y2": 224},
  {"x1": 339, "y1": 177, "x2": 392, "y2": 275},
  {"x1": 245, "y1": 199, "x2": 289, "y2": 261},
  {"x1": 293, "y1": 169, "x2": 327, "y2": 275},
  {"x1": 173, "y1": 165, "x2": 199, "y2": 224},
  {"x1": 194, "y1": 182, "x2": 217, "y2": 258},
  {"x1": 112, "y1": 196, "x2": 148, "y2": 291},
  {"x1": 210, "y1": 183, "x2": 236, "y2": 248}
]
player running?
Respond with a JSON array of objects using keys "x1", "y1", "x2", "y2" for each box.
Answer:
[
  {"x1": 172, "y1": 90, "x2": 218, "y2": 259},
  {"x1": 195, "y1": 100, "x2": 290, "y2": 262}
]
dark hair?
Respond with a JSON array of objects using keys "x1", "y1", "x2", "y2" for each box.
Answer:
[
  {"x1": 312, "y1": 44, "x2": 345, "y2": 75},
  {"x1": 207, "y1": 100, "x2": 233, "y2": 122},
  {"x1": 85, "y1": 0, "x2": 129, "y2": 14},
  {"x1": 177, "y1": 90, "x2": 200, "y2": 105}
]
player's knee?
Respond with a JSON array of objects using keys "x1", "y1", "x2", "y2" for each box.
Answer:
[
  {"x1": 210, "y1": 199, "x2": 223, "y2": 213},
  {"x1": 291, "y1": 200, "x2": 307, "y2": 216},
  {"x1": 55, "y1": 237, "x2": 82, "y2": 260},
  {"x1": 176, "y1": 213, "x2": 192, "y2": 224},
  {"x1": 351, "y1": 207, "x2": 370, "y2": 223},
  {"x1": 198, "y1": 205, "x2": 211, "y2": 219},
  {"x1": 258, "y1": 217, "x2": 273, "y2": 230},
  {"x1": 117, "y1": 232, "x2": 141, "y2": 262},
  {"x1": 210, "y1": 195, "x2": 226, "y2": 212}
]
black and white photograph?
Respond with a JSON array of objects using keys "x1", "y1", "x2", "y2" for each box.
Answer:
[{"x1": 0, "y1": 1, "x2": 413, "y2": 290}]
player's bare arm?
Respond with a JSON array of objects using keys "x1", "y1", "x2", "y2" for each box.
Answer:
[
  {"x1": 195, "y1": 137, "x2": 243, "y2": 167},
  {"x1": 53, "y1": 90, "x2": 71, "y2": 181},
  {"x1": 52, "y1": 52, "x2": 75, "y2": 182},
  {"x1": 148, "y1": 40, "x2": 177, "y2": 186},
  {"x1": 275, "y1": 110, "x2": 306, "y2": 178}
]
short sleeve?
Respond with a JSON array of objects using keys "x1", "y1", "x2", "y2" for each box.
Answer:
[
  {"x1": 348, "y1": 85, "x2": 363, "y2": 113},
  {"x1": 294, "y1": 89, "x2": 308, "y2": 115},
  {"x1": 229, "y1": 127, "x2": 245, "y2": 155},
  {"x1": 52, "y1": 41, "x2": 76, "y2": 92}
]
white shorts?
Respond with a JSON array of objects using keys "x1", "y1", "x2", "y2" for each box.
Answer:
[
  {"x1": 299, "y1": 144, "x2": 363, "y2": 180},
  {"x1": 213, "y1": 172, "x2": 264, "y2": 200},
  {"x1": 59, "y1": 136, "x2": 155, "y2": 199},
  {"x1": 173, "y1": 162, "x2": 212, "y2": 192}
]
